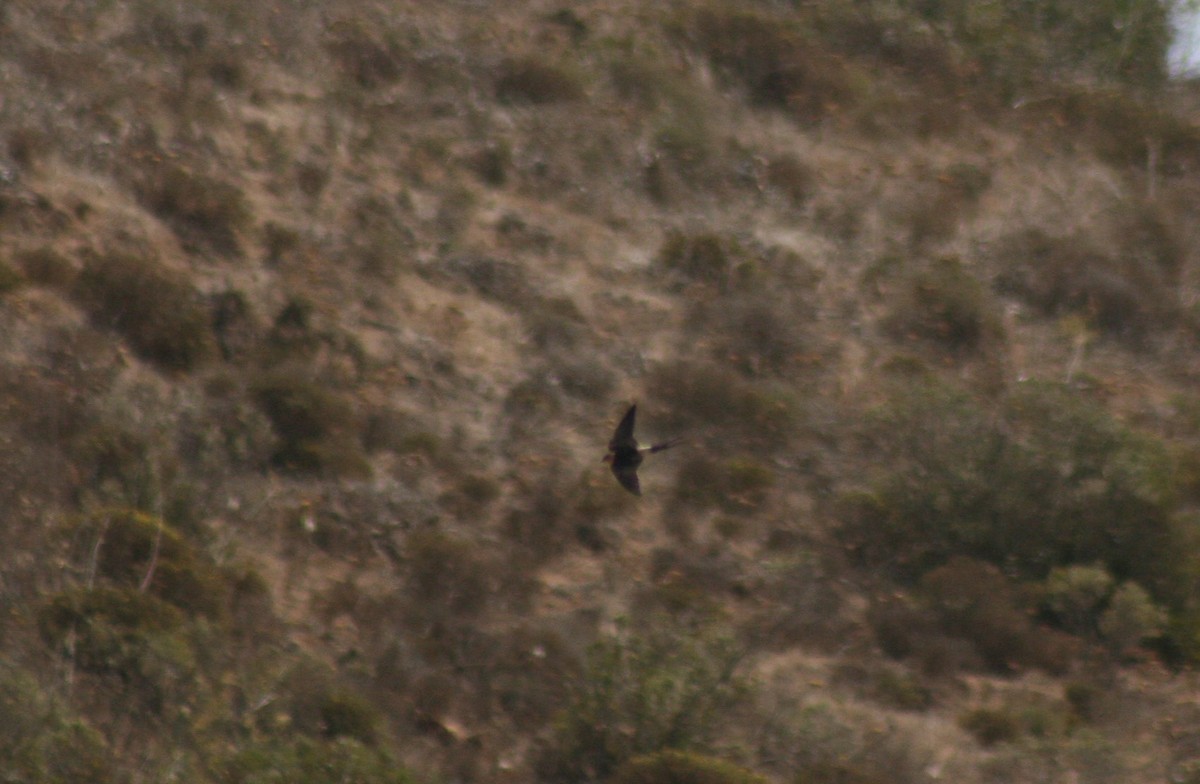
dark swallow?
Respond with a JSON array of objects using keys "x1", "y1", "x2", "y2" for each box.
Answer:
[{"x1": 602, "y1": 403, "x2": 680, "y2": 495}]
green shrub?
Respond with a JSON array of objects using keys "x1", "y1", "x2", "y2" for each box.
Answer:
[
  {"x1": 541, "y1": 620, "x2": 748, "y2": 781},
  {"x1": 1099, "y1": 581, "x2": 1167, "y2": 656},
  {"x1": 440, "y1": 253, "x2": 530, "y2": 306},
  {"x1": 502, "y1": 473, "x2": 573, "y2": 563},
  {"x1": 866, "y1": 593, "x2": 961, "y2": 672},
  {"x1": 896, "y1": 164, "x2": 991, "y2": 247},
  {"x1": 440, "y1": 473, "x2": 501, "y2": 520},
  {"x1": 7, "y1": 125, "x2": 52, "y2": 168},
  {"x1": 652, "y1": 115, "x2": 715, "y2": 179},
  {"x1": 0, "y1": 663, "x2": 118, "y2": 784},
  {"x1": 841, "y1": 378, "x2": 1182, "y2": 601},
  {"x1": 37, "y1": 587, "x2": 196, "y2": 715},
  {"x1": 73, "y1": 251, "x2": 216, "y2": 371},
  {"x1": 1035, "y1": 88, "x2": 1200, "y2": 168},
  {"x1": 612, "y1": 750, "x2": 769, "y2": 784},
  {"x1": 869, "y1": 667, "x2": 934, "y2": 712},
  {"x1": 1040, "y1": 563, "x2": 1114, "y2": 636},
  {"x1": 66, "y1": 508, "x2": 228, "y2": 619},
  {"x1": 468, "y1": 141, "x2": 511, "y2": 186},
  {"x1": 1064, "y1": 680, "x2": 1103, "y2": 723}
]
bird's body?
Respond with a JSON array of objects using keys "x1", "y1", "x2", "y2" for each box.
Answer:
[{"x1": 602, "y1": 403, "x2": 679, "y2": 495}]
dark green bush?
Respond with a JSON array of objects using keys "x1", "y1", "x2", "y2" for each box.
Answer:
[
  {"x1": 440, "y1": 253, "x2": 530, "y2": 306},
  {"x1": 73, "y1": 251, "x2": 216, "y2": 371},
  {"x1": 612, "y1": 750, "x2": 769, "y2": 784},
  {"x1": 469, "y1": 141, "x2": 511, "y2": 186},
  {"x1": 7, "y1": 125, "x2": 52, "y2": 168},
  {"x1": 501, "y1": 472, "x2": 574, "y2": 563},
  {"x1": 866, "y1": 592, "x2": 980, "y2": 675},
  {"x1": 440, "y1": 473, "x2": 501, "y2": 520},
  {"x1": 1039, "y1": 563, "x2": 1114, "y2": 636},
  {"x1": 273, "y1": 661, "x2": 361, "y2": 738}
]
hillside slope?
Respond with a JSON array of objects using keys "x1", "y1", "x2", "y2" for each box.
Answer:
[{"x1": 3, "y1": 1, "x2": 1200, "y2": 782}]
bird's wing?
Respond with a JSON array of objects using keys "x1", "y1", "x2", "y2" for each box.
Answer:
[
  {"x1": 609, "y1": 404, "x2": 638, "y2": 451},
  {"x1": 611, "y1": 462, "x2": 642, "y2": 495}
]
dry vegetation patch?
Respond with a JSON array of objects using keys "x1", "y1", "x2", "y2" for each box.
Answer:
[{"x1": 1, "y1": 1, "x2": 1200, "y2": 782}]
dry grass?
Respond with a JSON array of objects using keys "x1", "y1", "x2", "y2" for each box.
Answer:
[{"x1": 0, "y1": 2, "x2": 1198, "y2": 783}]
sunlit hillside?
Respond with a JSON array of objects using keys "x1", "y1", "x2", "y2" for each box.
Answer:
[{"x1": 2, "y1": 1, "x2": 1200, "y2": 782}]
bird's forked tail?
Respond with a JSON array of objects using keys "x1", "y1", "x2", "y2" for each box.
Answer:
[{"x1": 644, "y1": 437, "x2": 683, "y2": 454}]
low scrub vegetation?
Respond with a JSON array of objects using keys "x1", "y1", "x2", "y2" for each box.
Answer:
[
  {"x1": 994, "y1": 226, "x2": 1180, "y2": 343},
  {"x1": 73, "y1": 251, "x2": 217, "y2": 371},
  {"x1": 495, "y1": 56, "x2": 585, "y2": 104},
  {"x1": 882, "y1": 256, "x2": 1005, "y2": 357},
  {"x1": 131, "y1": 160, "x2": 250, "y2": 257},
  {"x1": 843, "y1": 376, "x2": 1197, "y2": 659},
  {"x1": 251, "y1": 369, "x2": 370, "y2": 477},
  {"x1": 540, "y1": 619, "x2": 749, "y2": 781},
  {"x1": 1, "y1": 1, "x2": 1197, "y2": 782}
]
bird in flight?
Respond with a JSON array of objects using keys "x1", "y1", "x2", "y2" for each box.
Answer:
[{"x1": 603, "y1": 403, "x2": 680, "y2": 495}]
